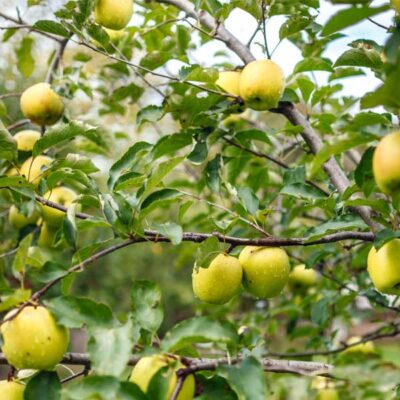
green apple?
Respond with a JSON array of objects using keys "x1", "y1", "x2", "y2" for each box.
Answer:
[
  {"x1": 192, "y1": 253, "x2": 243, "y2": 304},
  {"x1": 130, "y1": 354, "x2": 195, "y2": 400},
  {"x1": 9, "y1": 205, "x2": 39, "y2": 229},
  {"x1": 344, "y1": 336, "x2": 375, "y2": 355},
  {"x1": 367, "y1": 239, "x2": 400, "y2": 295},
  {"x1": 20, "y1": 155, "x2": 53, "y2": 186},
  {"x1": 41, "y1": 186, "x2": 78, "y2": 227},
  {"x1": 95, "y1": 0, "x2": 133, "y2": 30},
  {"x1": 289, "y1": 264, "x2": 318, "y2": 287},
  {"x1": 216, "y1": 71, "x2": 241, "y2": 96},
  {"x1": 373, "y1": 132, "x2": 400, "y2": 194},
  {"x1": 20, "y1": 83, "x2": 64, "y2": 126},
  {"x1": 105, "y1": 28, "x2": 125, "y2": 41},
  {"x1": 13, "y1": 130, "x2": 41, "y2": 152},
  {"x1": 239, "y1": 60, "x2": 285, "y2": 110},
  {"x1": 239, "y1": 246, "x2": 290, "y2": 298},
  {"x1": 316, "y1": 388, "x2": 339, "y2": 400},
  {"x1": 1, "y1": 306, "x2": 69, "y2": 370},
  {"x1": 0, "y1": 380, "x2": 25, "y2": 400}
]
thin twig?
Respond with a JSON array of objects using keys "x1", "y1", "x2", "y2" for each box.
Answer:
[{"x1": 7, "y1": 119, "x2": 30, "y2": 131}]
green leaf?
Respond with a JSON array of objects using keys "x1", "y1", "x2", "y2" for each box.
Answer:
[
  {"x1": 294, "y1": 57, "x2": 333, "y2": 73},
  {"x1": 162, "y1": 316, "x2": 238, "y2": 352},
  {"x1": 108, "y1": 141, "x2": 152, "y2": 190},
  {"x1": 153, "y1": 222, "x2": 183, "y2": 245},
  {"x1": 374, "y1": 229, "x2": 400, "y2": 250},
  {"x1": 88, "y1": 320, "x2": 134, "y2": 377},
  {"x1": 25, "y1": 371, "x2": 61, "y2": 400},
  {"x1": 34, "y1": 261, "x2": 69, "y2": 283},
  {"x1": 131, "y1": 280, "x2": 164, "y2": 341},
  {"x1": 62, "y1": 376, "x2": 147, "y2": 400},
  {"x1": 205, "y1": 154, "x2": 221, "y2": 192},
  {"x1": 195, "y1": 236, "x2": 221, "y2": 269},
  {"x1": 0, "y1": 289, "x2": 31, "y2": 312},
  {"x1": 188, "y1": 141, "x2": 208, "y2": 164},
  {"x1": 46, "y1": 296, "x2": 114, "y2": 329},
  {"x1": 63, "y1": 203, "x2": 78, "y2": 248},
  {"x1": 137, "y1": 105, "x2": 165, "y2": 127},
  {"x1": 280, "y1": 16, "x2": 313, "y2": 40},
  {"x1": 311, "y1": 297, "x2": 330, "y2": 326},
  {"x1": 334, "y1": 48, "x2": 382, "y2": 69},
  {"x1": 305, "y1": 215, "x2": 368, "y2": 240},
  {"x1": 33, "y1": 121, "x2": 100, "y2": 157},
  {"x1": 16, "y1": 37, "x2": 35, "y2": 77},
  {"x1": 140, "y1": 188, "x2": 183, "y2": 211},
  {"x1": 140, "y1": 51, "x2": 172, "y2": 70},
  {"x1": 152, "y1": 133, "x2": 192, "y2": 160},
  {"x1": 34, "y1": 20, "x2": 70, "y2": 37},
  {"x1": 237, "y1": 187, "x2": 259, "y2": 215},
  {"x1": 321, "y1": 5, "x2": 389, "y2": 36},
  {"x1": 12, "y1": 233, "x2": 33, "y2": 274},
  {"x1": 217, "y1": 357, "x2": 268, "y2": 400},
  {"x1": 280, "y1": 183, "x2": 326, "y2": 201},
  {"x1": 179, "y1": 65, "x2": 219, "y2": 83},
  {"x1": 0, "y1": 120, "x2": 17, "y2": 161},
  {"x1": 354, "y1": 147, "x2": 375, "y2": 196}
]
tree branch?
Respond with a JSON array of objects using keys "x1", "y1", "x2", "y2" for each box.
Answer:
[{"x1": 46, "y1": 37, "x2": 70, "y2": 84}]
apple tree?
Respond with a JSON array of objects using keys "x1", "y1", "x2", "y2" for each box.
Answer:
[{"x1": 0, "y1": 0, "x2": 399, "y2": 399}]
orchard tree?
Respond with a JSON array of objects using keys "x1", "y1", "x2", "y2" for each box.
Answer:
[{"x1": 0, "y1": 0, "x2": 399, "y2": 399}]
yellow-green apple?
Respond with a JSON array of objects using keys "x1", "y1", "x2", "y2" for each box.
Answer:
[
  {"x1": 41, "y1": 186, "x2": 78, "y2": 227},
  {"x1": 239, "y1": 246, "x2": 290, "y2": 298},
  {"x1": 9, "y1": 205, "x2": 39, "y2": 229},
  {"x1": 20, "y1": 83, "x2": 64, "y2": 126},
  {"x1": 316, "y1": 388, "x2": 339, "y2": 400},
  {"x1": 0, "y1": 380, "x2": 25, "y2": 400},
  {"x1": 95, "y1": 0, "x2": 133, "y2": 30},
  {"x1": 13, "y1": 130, "x2": 41, "y2": 152},
  {"x1": 130, "y1": 354, "x2": 195, "y2": 400},
  {"x1": 1, "y1": 306, "x2": 69, "y2": 370},
  {"x1": 367, "y1": 239, "x2": 400, "y2": 295},
  {"x1": 192, "y1": 253, "x2": 243, "y2": 304},
  {"x1": 37, "y1": 223, "x2": 58, "y2": 248},
  {"x1": 239, "y1": 60, "x2": 285, "y2": 110},
  {"x1": 289, "y1": 264, "x2": 318, "y2": 287},
  {"x1": 216, "y1": 71, "x2": 241, "y2": 96},
  {"x1": 20, "y1": 155, "x2": 53, "y2": 186},
  {"x1": 391, "y1": 0, "x2": 400, "y2": 12},
  {"x1": 344, "y1": 336, "x2": 375, "y2": 355},
  {"x1": 373, "y1": 132, "x2": 400, "y2": 194}
]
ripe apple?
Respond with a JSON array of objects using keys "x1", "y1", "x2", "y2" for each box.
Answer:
[
  {"x1": 288, "y1": 264, "x2": 318, "y2": 287},
  {"x1": 372, "y1": 132, "x2": 400, "y2": 194},
  {"x1": 20, "y1": 83, "x2": 64, "y2": 126},
  {"x1": 130, "y1": 354, "x2": 195, "y2": 400},
  {"x1": 391, "y1": 0, "x2": 400, "y2": 12},
  {"x1": 37, "y1": 223, "x2": 58, "y2": 248},
  {"x1": 13, "y1": 130, "x2": 41, "y2": 152},
  {"x1": 345, "y1": 336, "x2": 375, "y2": 355},
  {"x1": 192, "y1": 253, "x2": 243, "y2": 304},
  {"x1": 216, "y1": 71, "x2": 241, "y2": 96},
  {"x1": 316, "y1": 388, "x2": 339, "y2": 400},
  {"x1": 239, "y1": 60, "x2": 285, "y2": 110},
  {"x1": 367, "y1": 239, "x2": 400, "y2": 295},
  {"x1": 95, "y1": 0, "x2": 133, "y2": 30},
  {"x1": 1, "y1": 306, "x2": 69, "y2": 370},
  {"x1": 239, "y1": 246, "x2": 290, "y2": 298},
  {"x1": 41, "y1": 186, "x2": 78, "y2": 227},
  {"x1": 9, "y1": 205, "x2": 39, "y2": 229},
  {"x1": 0, "y1": 380, "x2": 25, "y2": 400},
  {"x1": 20, "y1": 155, "x2": 53, "y2": 186}
]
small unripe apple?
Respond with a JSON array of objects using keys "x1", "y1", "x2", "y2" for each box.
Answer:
[
  {"x1": 216, "y1": 71, "x2": 241, "y2": 96},
  {"x1": 95, "y1": 0, "x2": 134, "y2": 30},
  {"x1": 130, "y1": 354, "x2": 195, "y2": 400},
  {"x1": 0, "y1": 380, "x2": 25, "y2": 400},
  {"x1": 239, "y1": 246, "x2": 290, "y2": 298},
  {"x1": 373, "y1": 132, "x2": 400, "y2": 194},
  {"x1": 20, "y1": 155, "x2": 53, "y2": 186},
  {"x1": 9, "y1": 205, "x2": 39, "y2": 229},
  {"x1": 367, "y1": 239, "x2": 400, "y2": 295},
  {"x1": 239, "y1": 60, "x2": 285, "y2": 110},
  {"x1": 289, "y1": 264, "x2": 318, "y2": 287},
  {"x1": 20, "y1": 83, "x2": 64, "y2": 126},
  {"x1": 13, "y1": 130, "x2": 41, "y2": 152},
  {"x1": 41, "y1": 186, "x2": 78, "y2": 227},
  {"x1": 192, "y1": 253, "x2": 243, "y2": 304},
  {"x1": 316, "y1": 388, "x2": 339, "y2": 400},
  {"x1": 1, "y1": 306, "x2": 69, "y2": 370},
  {"x1": 345, "y1": 336, "x2": 375, "y2": 355}
]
